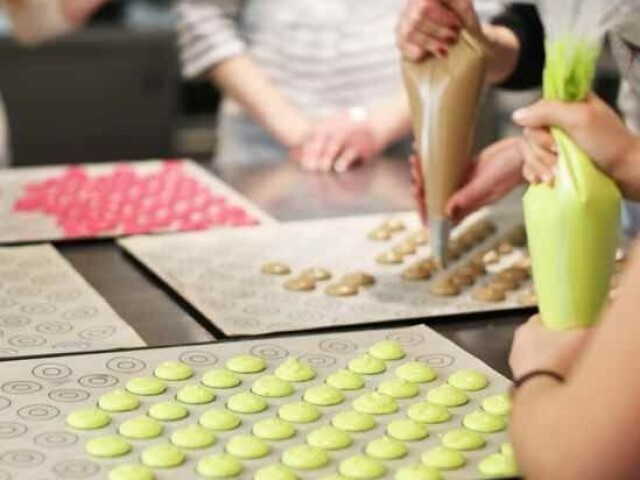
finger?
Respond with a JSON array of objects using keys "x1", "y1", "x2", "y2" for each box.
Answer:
[
  {"x1": 525, "y1": 136, "x2": 557, "y2": 185},
  {"x1": 334, "y1": 147, "x2": 360, "y2": 173},
  {"x1": 300, "y1": 133, "x2": 329, "y2": 171},
  {"x1": 412, "y1": 19, "x2": 459, "y2": 43},
  {"x1": 512, "y1": 99, "x2": 586, "y2": 131},
  {"x1": 400, "y1": 42, "x2": 428, "y2": 61},
  {"x1": 524, "y1": 127, "x2": 557, "y2": 155},
  {"x1": 319, "y1": 137, "x2": 345, "y2": 173},
  {"x1": 406, "y1": 30, "x2": 450, "y2": 57},
  {"x1": 416, "y1": 0, "x2": 462, "y2": 29},
  {"x1": 441, "y1": 0, "x2": 480, "y2": 32}
]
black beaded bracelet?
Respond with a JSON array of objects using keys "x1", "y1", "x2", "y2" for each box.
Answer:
[{"x1": 510, "y1": 370, "x2": 565, "y2": 396}]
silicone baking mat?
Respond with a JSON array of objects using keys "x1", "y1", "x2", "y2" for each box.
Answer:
[
  {"x1": 119, "y1": 210, "x2": 534, "y2": 336},
  {"x1": 0, "y1": 160, "x2": 274, "y2": 244},
  {"x1": 0, "y1": 325, "x2": 515, "y2": 480},
  {"x1": 0, "y1": 245, "x2": 145, "y2": 358}
]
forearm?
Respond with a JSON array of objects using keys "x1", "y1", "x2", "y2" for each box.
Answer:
[
  {"x1": 608, "y1": 139, "x2": 640, "y2": 202},
  {"x1": 2, "y1": 0, "x2": 101, "y2": 44},
  {"x1": 482, "y1": 24, "x2": 520, "y2": 85},
  {"x1": 211, "y1": 54, "x2": 309, "y2": 148},
  {"x1": 367, "y1": 90, "x2": 412, "y2": 148}
]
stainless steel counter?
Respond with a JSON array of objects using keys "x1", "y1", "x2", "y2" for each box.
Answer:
[{"x1": 59, "y1": 157, "x2": 528, "y2": 378}]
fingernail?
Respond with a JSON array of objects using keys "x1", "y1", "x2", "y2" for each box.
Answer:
[
  {"x1": 438, "y1": 47, "x2": 448, "y2": 57},
  {"x1": 335, "y1": 163, "x2": 347, "y2": 173},
  {"x1": 512, "y1": 109, "x2": 527, "y2": 123}
]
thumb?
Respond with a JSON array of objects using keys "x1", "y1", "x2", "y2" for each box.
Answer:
[{"x1": 512, "y1": 99, "x2": 584, "y2": 131}]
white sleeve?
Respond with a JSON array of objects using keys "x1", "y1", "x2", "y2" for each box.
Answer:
[
  {"x1": 2, "y1": 0, "x2": 75, "y2": 45},
  {"x1": 176, "y1": 0, "x2": 246, "y2": 79}
]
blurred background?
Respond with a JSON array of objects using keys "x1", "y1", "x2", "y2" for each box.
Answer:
[{"x1": 0, "y1": 0, "x2": 621, "y2": 166}]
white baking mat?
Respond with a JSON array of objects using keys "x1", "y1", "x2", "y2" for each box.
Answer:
[
  {"x1": 0, "y1": 245, "x2": 145, "y2": 357},
  {"x1": 0, "y1": 159, "x2": 274, "y2": 244},
  {"x1": 119, "y1": 209, "x2": 533, "y2": 336},
  {"x1": 0, "y1": 325, "x2": 513, "y2": 480}
]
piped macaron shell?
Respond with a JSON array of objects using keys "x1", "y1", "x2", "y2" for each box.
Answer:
[
  {"x1": 421, "y1": 446, "x2": 466, "y2": 470},
  {"x1": 176, "y1": 384, "x2": 215, "y2": 404},
  {"x1": 368, "y1": 340, "x2": 406, "y2": 360},
  {"x1": 306, "y1": 425, "x2": 352, "y2": 450},
  {"x1": 386, "y1": 419, "x2": 428, "y2": 441},
  {"x1": 365, "y1": 437, "x2": 408, "y2": 460},
  {"x1": 85, "y1": 436, "x2": 131, "y2": 458},
  {"x1": 279, "y1": 402, "x2": 321, "y2": 423},
  {"x1": 395, "y1": 361, "x2": 438, "y2": 383},
  {"x1": 153, "y1": 361, "x2": 193, "y2": 381},
  {"x1": 108, "y1": 465, "x2": 154, "y2": 480},
  {"x1": 126, "y1": 377, "x2": 166, "y2": 396},
  {"x1": 252, "y1": 418, "x2": 296, "y2": 441},
  {"x1": 339, "y1": 456, "x2": 386, "y2": 479},
  {"x1": 426, "y1": 384, "x2": 469, "y2": 407},
  {"x1": 225, "y1": 355, "x2": 267, "y2": 374},
  {"x1": 441, "y1": 429, "x2": 486, "y2": 451},
  {"x1": 377, "y1": 378, "x2": 419, "y2": 398},
  {"x1": 66, "y1": 408, "x2": 111, "y2": 430},
  {"x1": 463, "y1": 410, "x2": 506, "y2": 433},
  {"x1": 199, "y1": 408, "x2": 241, "y2": 431},
  {"x1": 348, "y1": 355, "x2": 386, "y2": 375},
  {"x1": 201, "y1": 369, "x2": 241, "y2": 389},
  {"x1": 482, "y1": 393, "x2": 512, "y2": 416},
  {"x1": 196, "y1": 454, "x2": 243, "y2": 478},
  {"x1": 395, "y1": 465, "x2": 441, "y2": 480},
  {"x1": 118, "y1": 416, "x2": 163, "y2": 440},
  {"x1": 225, "y1": 435, "x2": 270, "y2": 459},
  {"x1": 255, "y1": 465, "x2": 298, "y2": 480},
  {"x1": 325, "y1": 369, "x2": 365, "y2": 390},
  {"x1": 140, "y1": 443, "x2": 185, "y2": 468},
  {"x1": 282, "y1": 445, "x2": 330, "y2": 470},
  {"x1": 252, "y1": 375, "x2": 294, "y2": 398},
  {"x1": 170, "y1": 425, "x2": 216, "y2": 449},
  {"x1": 407, "y1": 402, "x2": 451, "y2": 424},
  {"x1": 98, "y1": 390, "x2": 140, "y2": 412},
  {"x1": 148, "y1": 401, "x2": 188, "y2": 422},
  {"x1": 275, "y1": 358, "x2": 316, "y2": 382},
  {"x1": 303, "y1": 384, "x2": 345, "y2": 406},
  {"x1": 353, "y1": 392, "x2": 398, "y2": 415},
  {"x1": 447, "y1": 369, "x2": 489, "y2": 391}
]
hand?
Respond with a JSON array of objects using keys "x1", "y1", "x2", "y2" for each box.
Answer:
[
  {"x1": 513, "y1": 94, "x2": 640, "y2": 189},
  {"x1": 509, "y1": 316, "x2": 593, "y2": 379},
  {"x1": 397, "y1": 0, "x2": 484, "y2": 62},
  {"x1": 447, "y1": 137, "x2": 526, "y2": 221},
  {"x1": 410, "y1": 137, "x2": 526, "y2": 225},
  {"x1": 295, "y1": 110, "x2": 384, "y2": 173},
  {"x1": 60, "y1": 0, "x2": 108, "y2": 25},
  {"x1": 410, "y1": 152, "x2": 427, "y2": 224}
]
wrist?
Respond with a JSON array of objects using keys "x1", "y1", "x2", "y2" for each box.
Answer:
[{"x1": 271, "y1": 109, "x2": 311, "y2": 149}]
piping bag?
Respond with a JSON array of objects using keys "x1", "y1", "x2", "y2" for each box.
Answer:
[
  {"x1": 402, "y1": 31, "x2": 488, "y2": 267},
  {"x1": 523, "y1": 0, "x2": 634, "y2": 330}
]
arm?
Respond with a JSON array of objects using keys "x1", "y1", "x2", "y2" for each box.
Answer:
[
  {"x1": 397, "y1": 1, "x2": 542, "y2": 88},
  {"x1": 510, "y1": 243, "x2": 640, "y2": 479},
  {"x1": 176, "y1": 0, "x2": 309, "y2": 149},
  {"x1": 2, "y1": 0, "x2": 105, "y2": 44}
]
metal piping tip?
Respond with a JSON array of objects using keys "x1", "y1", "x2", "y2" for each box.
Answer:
[{"x1": 430, "y1": 218, "x2": 452, "y2": 269}]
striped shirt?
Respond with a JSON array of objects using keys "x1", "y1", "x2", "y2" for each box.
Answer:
[{"x1": 176, "y1": 0, "x2": 504, "y2": 114}]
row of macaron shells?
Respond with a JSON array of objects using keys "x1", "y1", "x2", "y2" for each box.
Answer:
[{"x1": 62, "y1": 341, "x2": 513, "y2": 480}]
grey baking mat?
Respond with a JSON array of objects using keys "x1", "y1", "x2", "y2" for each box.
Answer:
[
  {"x1": 0, "y1": 245, "x2": 145, "y2": 358},
  {"x1": 0, "y1": 325, "x2": 513, "y2": 479},
  {"x1": 0, "y1": 159, "x2": 275, "y2": 244},
  {"x1": 119, "y1": 209, "x2": 533, "y2": 336}
]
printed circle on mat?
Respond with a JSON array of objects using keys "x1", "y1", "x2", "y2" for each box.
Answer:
[
  {"x1": 319, "y1": 338, "x2": 358, "y2": 355},
  {"x1": 0, "y1": 422, "x2": 27, "y2": 439},
  {"x1": 18, "y1": 403, "x2": 60, "y2": 421},
  {"x1": 78, "y1": 326, "x2": 116, "y2": 341},
  {"x1": 78, "y1": 374, "x2": 119, "y2": 389},
  {"x1": 34, "y1": 431, "x2": 79, "y2": 448},
  {"x1": 0, "y1": 315, "x2": 30, "y2": 328},
  {"x1": 20, "y1": 304, "x2": 57, "y2": 315},
  {"x1": 8, "y1": 334, "x2": 46, "y2": 348},
  {"x1": 2, "y1": 381, "x2": 43, "y2": 395},
  {"x1": 300, "y1": 354, "x2": 337, "y2": 369},
  {"x1": 49, "y1": 389, "x2": 91, "y2": 403},
  {"x1": 249, "y1": 344, "x2": 289, "y2": 360},
  {"x1": 36, "y1": 322, "x2": 73, "y2": 334},
  {"x1": 106, "y1": 357, "x2": 147, "y2": 373},
  {"x1": 47, "y1": 288, "x2": 83, "y2": 303},
  {"x1": 33, "y1": 363, "x2": 73, "y2": 380},
  {"x1": 386, "y1": 332, "x2": 425, "y2": 347},
  {"x1": 178, "y1": 351, "x2": 218, "y2": 367},
  {"x1": 0, "y1": 450, "x2": 45, "y2": 468},
  {"x1": 62, "y1": 306, "x2": 99, "y2": 321},
  {"x1": 0, "y1": 298, "x2": 17, "y2": 309},
  {"x1": 416, "y1": 354, "x2": 456, "y2": 369},
  {"x1": 52, "y1": 459, "x2": 100, "y2": 478},
  {"x1": 0, "y1": 397, "x2": 10, "y2": 411}
]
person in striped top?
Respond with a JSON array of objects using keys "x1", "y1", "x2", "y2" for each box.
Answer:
[{"x1": 178, "y1": 0, "x2": 503, "y2": 171}]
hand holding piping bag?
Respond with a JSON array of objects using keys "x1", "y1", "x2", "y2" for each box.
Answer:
[{"x1": 401, "y1": 0, "x2": 488, "y2": 267}]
